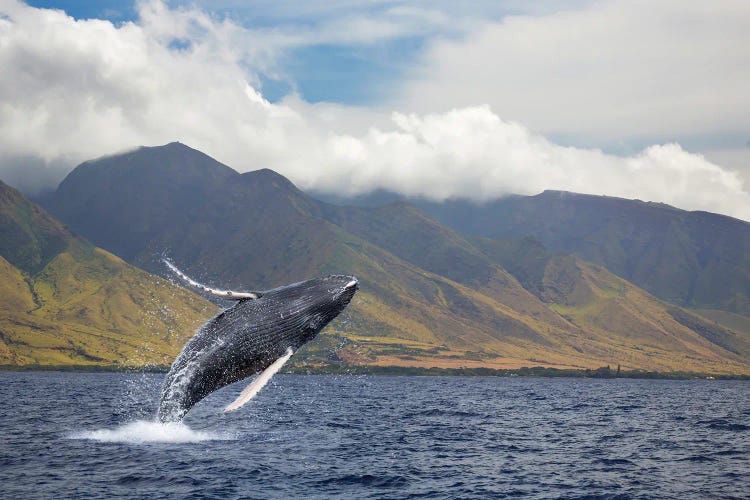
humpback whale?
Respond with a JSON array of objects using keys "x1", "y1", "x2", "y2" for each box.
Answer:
[{"x1": 158, "y1": 261, "x2": 358, "y2": 422}]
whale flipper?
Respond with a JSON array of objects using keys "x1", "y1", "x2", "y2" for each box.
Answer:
[
  {"x1": 164, "y1": 259, "x2": 261, "y2": 300},
  {"x1": 224, "y1": 347, "x2": 294, "y2": 413}
]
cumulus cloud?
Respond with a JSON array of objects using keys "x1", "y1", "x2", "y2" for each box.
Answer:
[
  {"x1": 0, "y1": 0, "x2": 748, "y2": 221},
  {"x1": 396, "y1": 0, "x2": 750, "y2": 145},
  {"x1": 302, "y1": 107, "x2": 749, "y2": 220}
]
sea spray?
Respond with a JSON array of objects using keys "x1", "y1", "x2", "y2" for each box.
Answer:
[
  {"x1": 123, "y1": 371, "x2": 163, "y2": 420},
  {"x1": 69, "y1": 420, "x2": 234, "y2": 444}
]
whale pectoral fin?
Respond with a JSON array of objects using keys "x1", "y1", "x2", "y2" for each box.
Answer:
[{"x1": 223, "y1": 347, "x2": 294, "y2": 413}]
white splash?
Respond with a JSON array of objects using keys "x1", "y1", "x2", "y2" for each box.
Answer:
[{"x1": 69, "y1": 420, "x2": 234, "y2": 444}]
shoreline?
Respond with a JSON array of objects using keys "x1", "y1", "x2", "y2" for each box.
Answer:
[{"x1": 1, "y1": 364, "x2": 748, "y2": 380}]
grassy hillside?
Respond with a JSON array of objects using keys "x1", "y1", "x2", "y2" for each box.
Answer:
[
  {"x1": 0, "y1": 177, "x2": 70, "y2": 274},
  {"x1": 414, "y1": 190, "x2": 750, "y2": 316},
  {"x1": 0, "y1": 180, "x2": 217, "y2": 367},
  {"x1": 475, "y1": 236, "x2": 750, "y2": 372},
  {"x1": 38, "y1": 144, "x2": 750, "y2": 374},
  {"x1": 318, "y1": 200, "x2": 572, "y2": 330},
  {"x1": 693, "y1": 309, "x2": 750, "y2": 337}
]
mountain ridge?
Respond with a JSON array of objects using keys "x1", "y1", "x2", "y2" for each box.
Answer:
[
  {"x1": 316, "y1": 187, "x2": 750, "y2": 316},
  {"x1": 37, "y1": 143, "x2": 750, "y2": 374}
]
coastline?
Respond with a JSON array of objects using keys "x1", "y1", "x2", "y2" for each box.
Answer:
[{"x1": 1, "y1": 364, "x2": 748, "y2": 380}]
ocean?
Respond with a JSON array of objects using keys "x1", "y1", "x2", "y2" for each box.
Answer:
[{"x1": 1, "y1": 372, "x2": 748, "y2": 499}]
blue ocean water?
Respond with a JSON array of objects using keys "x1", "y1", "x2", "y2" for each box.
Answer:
[{"x1": 0, "y1": 373, "x2": 748, "y2": 499}]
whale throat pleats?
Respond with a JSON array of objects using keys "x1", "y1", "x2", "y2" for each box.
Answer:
[
  {"x1": 164, "y1": 259, "x2": 260, "y2": 300},
  {"x1": 224, "y1": 348, "x2": 295, "y2": 413}
]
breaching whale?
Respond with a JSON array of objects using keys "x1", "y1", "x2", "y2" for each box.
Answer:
[{"x1": 157, "y1": 260, "x2": 358, "y2": 422}]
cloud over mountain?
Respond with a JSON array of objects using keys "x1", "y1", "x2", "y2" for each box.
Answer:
[{"x1": 0, "y1": 0, "x2": 748, "y2": 220}]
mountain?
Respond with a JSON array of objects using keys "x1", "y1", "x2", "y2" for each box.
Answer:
[
  {"x1": 40, "y1": 142, "x2": 750, "y2": 374},
  {"x1": 317, "y1": 197, "x2": 750, "y2": 373},
  {"x1": 474, "y1": 236, "x2": 750, "y2": 362},
  {"x1": 410, "y1": 191, "x2": 750, "y2": 317},
  {"x1": 0, "y1": 180, "x2": 216, "y2": 367}
]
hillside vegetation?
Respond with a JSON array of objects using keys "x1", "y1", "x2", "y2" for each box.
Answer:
[
  {"x1": 0, "y1": 180, "x2": 216, "y2": 367},
  {"x1": 413, "y1": 191, "x2": 750, "y2": 316},
  {"x1": 37, "y1": 143, "x2": 750, "y2": 374}
]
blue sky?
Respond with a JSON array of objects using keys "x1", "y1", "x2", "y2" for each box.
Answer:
[
  {"x1": 27, "y1": 0, "x2": 137, "y2": 21},
  {"x1": 3, "y1": 0, "x2": 750, "y2": 219},
  {"x1": 25, "y1": 0, "x2": 428, "y2": 104},
  {"x1": 24, "y1": 1, "x2": 584, "y2": 106}
]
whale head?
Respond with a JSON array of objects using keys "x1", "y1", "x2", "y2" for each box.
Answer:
[{"x1": 263, "y1": 274, "x2": 359, "y2": 340}]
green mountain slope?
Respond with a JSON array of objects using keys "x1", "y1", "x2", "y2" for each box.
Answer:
[
  {"x1": 320, "y1": 197, "x2": 750, "y2": 373},
  {"x1": 475, "y1": 237, "x2": 750, "y2": 369},
  {"x1": 318, "y1": 200, "x2": 574, "y2": 331},
  {"x1": 0, "y1": 180, "x2": 217, "y2": 367},
  {"x1": 46, "y1": 146, "x2": 581, "y2": 369},
  {"x1": 1, "y1": 178, "x2": 69, "y2": 274},
  {"x1": 40, "y1": 143, "x2": 750, "y2": 374},
  {"x1": 412, "y1": 191, "x2": 750, "y2": 316}
]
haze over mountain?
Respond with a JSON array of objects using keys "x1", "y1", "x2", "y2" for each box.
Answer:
[
  {"x1": 39, "y1": 142, "x2": 750, "y2": 374},
  {"x1": 0, "y1": 179, "x2": 216, "y2": 366}
]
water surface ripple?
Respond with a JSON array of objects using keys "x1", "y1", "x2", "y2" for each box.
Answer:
[{"x1": 0, "y1": 373, "x2": 748, "y2": 498}]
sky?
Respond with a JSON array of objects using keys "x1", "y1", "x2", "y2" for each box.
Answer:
[{"x1": 1, "y1": 0, "x2": 749, "y2": 220}]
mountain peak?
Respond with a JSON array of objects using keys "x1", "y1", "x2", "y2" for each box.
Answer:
[
  {"x1": 59, "y1": 141, "x2": 238, "y2": 190},
  {"x1": 243, "y1": 167, "x2": 288, "y2": 181},
  {"x1": 536, "y1": 189, "x2": 685, "y2": 212},
  {"x1": 142, "y1": 141, "x2": 200, "y2": 154},
  {"x1": 537, "y1": 189, "x2": 622, "y2": 201},
  {"x1": 240, "y1": 168, "x2": 303, "y2": 195}
]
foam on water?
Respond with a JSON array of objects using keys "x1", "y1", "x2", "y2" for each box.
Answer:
[{"x1": 69, "y1": 420, "x2": 234, "y2": 444}]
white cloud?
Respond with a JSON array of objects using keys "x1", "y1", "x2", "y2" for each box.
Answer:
[
  {"x1": 301, "y1": 107, "x2": 750, "y2": 220},
  {"x1": 0, "y1": 0, "x2": 748, "y2": 221},
  {"x1": 396, "y1": 0, "x2": 750, "y2": 145}
]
